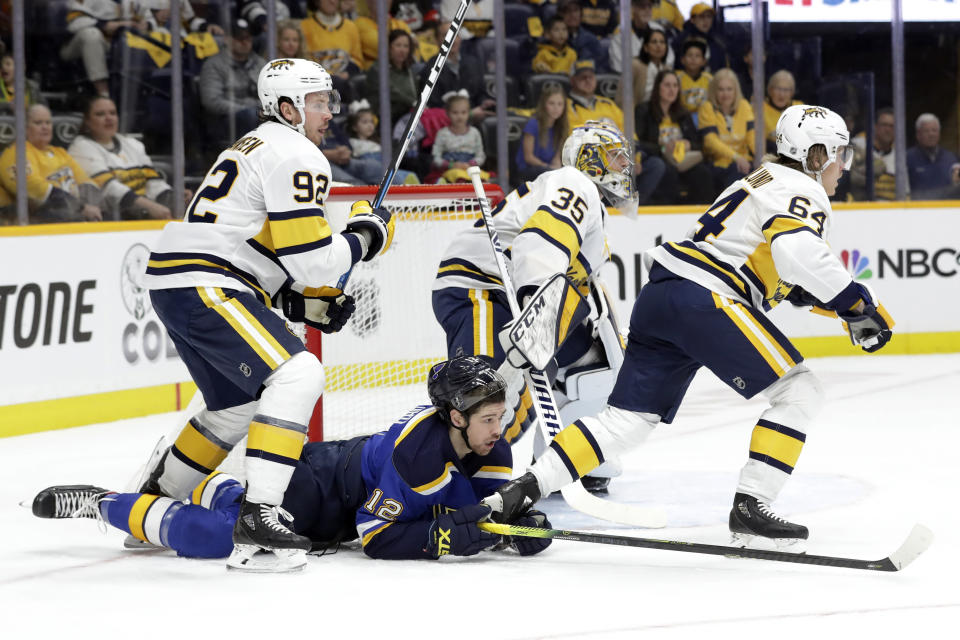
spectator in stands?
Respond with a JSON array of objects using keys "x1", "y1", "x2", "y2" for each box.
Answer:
[
  {"x1": 635, "y1": 69, "x2": 712, "y2": 204},
  {"x1": 567, "y1": 60, "x2": 665, "y2": 205},
  {"x1": 907, "y1": 113, "x2": 960, "y2": 200},
  {"x1": 762, "y1": 70, "x2": 802, "y2": 152},
  {"x1": 850, "y1": 107, "x2": 905, "y2": 201},
  {"x1": 441, "y1": 0, "x2": 493, "y2": 38},
  {"x1": 302, "y1": 0, "x2": 365, "y2": 101},
  {"x1": 366, "y1": 29, "x2": 419, "y2": 126},
  {"x1": 0, "y1": 104, "x2": 102, "y2": 223},
  {"x1": 320, "y1": 116, "x2": 382, "y2": 186},
  {"x1": 652, "y1": 0, "x2": 684, "y2": 32},
  {"x1": 698, "y1": 68, "x2": 755, "y2": 189},
  {"x1": 516, "y1": 86, "x2": 569, "y2": 184},
  {"x1": 60, "y1": 0, "x2": 150, "y2": 97},
  {"x1": 356, "y1": 0, "x2": 417, "y2": 69},
  {"x1": 346, "y1": 98, "x2": 419, "y2": 184},
  {"x1": 676, "y1": 38, "x2": 711, "y2": 114},
  {"x1": 277, "y1": 20, "x2": 307, "y2": 59},
  {"x1": 239, "y1": 0, "x2": 305, "y2": 36},
  {"x1": 431, "y1": 90, "x2": 489, "y2": 183},
  {"x1": 674, "y1": 2, "x2": 728, "y2": 72},
  {"x1": 0, "y1": 52, "x2": 44, "y2": 108},
  {"x1": 558, "y1": 0, "x2": 609, "y2": 72},
  {"x1": 616, "y1": 27, "x2": 672, "y2": 106},
  {"x1": 199, "y1": 19, "x2": 265, "y2": 149},
  {"x1": 608, "y1": 0, "x2": 673, "y2": 76},
  {"x1": 69, "y1": 96, "x2": 187, "y2": 220},
  {"x1": 421, "y1": 20, "x2": 492, "y2": 123},
  {"x1": 577, "y1": 0, "x2": 619, "y2": 39},
  {"x1": 143, "y1": 1, "x2": 223, "y2": 37},
  {"x1": 533, "y1": 16, "x2": 577, "y2": 74}
]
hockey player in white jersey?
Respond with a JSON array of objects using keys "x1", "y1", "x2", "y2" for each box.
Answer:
[
  {"x1": 432, "y1": 120, "x2": 638, "y2": 491},
  {"x1": 141, "y1": 58, "x2": 395, "y2": 571},
  {"x1": 489, "y1": 104, "x2": 895, "y2": 549}
]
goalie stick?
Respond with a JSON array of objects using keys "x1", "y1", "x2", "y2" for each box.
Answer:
[
  {"x1": 336, "y1": 0, "x2": 473, "y2": 289},
  {"x1": 479, "y1": 521, "x2": 934, "y2": 572},
  {"x1": 466, "y1": 166, "x2": 666, "y2": 529}
]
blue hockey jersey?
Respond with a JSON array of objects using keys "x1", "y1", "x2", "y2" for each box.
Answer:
[{"x1": 357, "y1": 405, "x2": 513, "y2": 559}]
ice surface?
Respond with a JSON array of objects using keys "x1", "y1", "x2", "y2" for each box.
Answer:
[{"x1": 2, "y1": 354, "x2": 957, "y2": 638}]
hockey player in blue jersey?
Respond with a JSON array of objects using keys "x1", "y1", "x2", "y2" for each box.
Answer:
[
  {"x1": 30, "y1": 357, "x2": 551, "y2": 567},
  {"x1": 487, "y1": 105, "x2": 895, "y2": 550}
]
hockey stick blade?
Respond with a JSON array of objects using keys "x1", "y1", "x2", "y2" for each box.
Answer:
[
  {"x1": 560, "y1": 481, "x2": 667, "y2": 529},
  {"x1": 479, "y1": 522, "x2": 933, "y2": 572}
]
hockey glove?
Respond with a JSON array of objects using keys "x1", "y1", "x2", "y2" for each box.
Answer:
[
  {"x1": 345, "y1": 200, "x2": 395, "y2": 261},
  {"x1": 509, "y1": 509, "x2": 553, "y2": 556},
  {"x1": 426, "y1": 503, "x2": 500, "y2": 558},
  {"x1": 783, "y1": 285, "x2": 821, "y2": 308},
  {"x1": 839, "y1": 303, "x2": 894, "y2": 353},
  {"x1": 280, "y1": 287, "x2": 356, "y2": 334},
  {"x1": 484, "y1": 471, "x2": 542, "y2": 524}
]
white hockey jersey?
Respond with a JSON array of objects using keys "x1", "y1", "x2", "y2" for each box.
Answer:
[
  {"x1": 645, "y1": 162, "x2": 854, "y2": 310},
  {"x1": 433, "y1": 166, "x2": 609, "y2": 300},
  {"x1": 143, "y1": 122, "x2": 361, "y2": 304}
]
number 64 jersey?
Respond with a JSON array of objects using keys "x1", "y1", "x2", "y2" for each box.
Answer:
[
  {"x1": 143, "y1": 121, "x2": 363, "y2": 304},
  {"x1": 433, "y1": 165, "x2": 608, "y2": 301},
  {"x1": 645, "y1": 162, "x2": 854, "y2": 311}
]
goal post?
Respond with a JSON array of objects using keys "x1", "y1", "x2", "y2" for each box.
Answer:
[{"x1": 307, "y1": 183, "x2": 505, "y2": 442}]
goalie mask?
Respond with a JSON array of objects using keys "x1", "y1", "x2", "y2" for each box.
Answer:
[
  {"x1": 428, "y1": 356, "x2": 506, "y2": 427},
  {"x1": 258, "y1": 58, "x2": 341, "y2": 137},
  {"x1": 775, "y1": 104, "x2": 853, "y2": 175},
  {"x1": 561, "y1": 120, "x2": 639, "y2": 216}
]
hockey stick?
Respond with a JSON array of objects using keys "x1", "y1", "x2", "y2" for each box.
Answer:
[
  {"x1": 466, "y1": 166, "x2": 665, "y2": 529},
  {"x1": 480, "y1": 521, "x2": 934, "y2": 572},
  {"x1": 336, "y1": 0, "x2": 473, "y2": 289}
]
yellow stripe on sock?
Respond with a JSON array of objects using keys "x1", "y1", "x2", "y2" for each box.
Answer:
[
  {"x1": 247, "y1": 421, "x2": 306, "y2": 461},
  {"x1": 552, "y1": 423, "x2": 601, "y2": 477},
  {"x1": 128, "y1": 495, "x2": 159, "y2": 542},
  {"x1": 174, "y1": 422, "x2": 228, "y2": 472},
  {"x1": 750, "y1": 424, "x2": 805, "y2": 470}
]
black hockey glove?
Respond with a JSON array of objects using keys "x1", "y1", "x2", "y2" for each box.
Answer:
[
  {"x1": 839, "y1": 303, "x2": 894, "y2": 353},
  {"x1": 509, "y1": 509, "x2": 553, "y2": 556},
  {"x1": 426, "y1": 503, "x2": 500, "y2": 558},
  {"x1": 485, "y1": 471, "x2": 542, "y2": 524},
  {"x1": 280, "y1": 287, "x2": 356, "y2": 334},
  {"x1": 783, "y1": 286, "x2": 822, "y2": 308},
  {"x1": 345, "y1": 200, "x2": 395, "y2": 261}
]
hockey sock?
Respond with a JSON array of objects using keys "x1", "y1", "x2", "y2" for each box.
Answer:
[
  {"x1": 99, "y1": 493, "x2": 185, "y2": 548},
  {"x1": 245, "y1": 352, "x2": 323, "y2": 505},
  {"x1": 503, "y1": 383, "x2": 534, "y2": 444}
]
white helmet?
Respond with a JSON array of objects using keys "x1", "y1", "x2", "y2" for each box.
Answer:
[
  {"x1": 562, "y1": 120, "x2": 638, "y2": 215},
  {"x1": 775, "y1": 104, "x2": 853, "y2": 174},
  {"x1": 258, "y1": 58, "x2": 341, "y2": 136}
]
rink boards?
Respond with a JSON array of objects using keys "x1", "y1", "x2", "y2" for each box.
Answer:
[{"x1": 1, "y1": 201, "x2": 958, "y2": 435}]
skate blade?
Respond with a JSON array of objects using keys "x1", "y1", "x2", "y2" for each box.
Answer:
[
  {"x1": 124, "y1": 534, "x2": 162, "y2": 550},
  {"x1": 730, "y1": 532, "x2": 808, "y2": 553},
  {"x1": 226, "y1": 544, "x2": 307, "y2": 573}
]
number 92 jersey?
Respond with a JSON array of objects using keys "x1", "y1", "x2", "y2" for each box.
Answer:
[
  {"x1": 143, "y1": 122, "x2": 362, "y2": 305},
  {"x1": 644, "y1": 162, "x2": 854, "y2": 311},
  {"x1": 433, "y1": 166, "x2": 609, "y2": 300}
]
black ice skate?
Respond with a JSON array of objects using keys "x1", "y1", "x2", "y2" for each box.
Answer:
[
  {"x1": 31, "y1": 485, "x2": 110, "y2": 520},
  {"x1": 227, "y1": 499, "x2": 311, "y2": 572},
  {"x1": 729, "y1": 492, "x2": 808, "y2": 551},
  {"x1": 580, "y1": 475, "x2": 611, "y2": 494}
]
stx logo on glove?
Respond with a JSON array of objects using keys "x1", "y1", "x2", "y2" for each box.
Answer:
[{"x1": 435, "y1": 527, "x2": 452, "y2": 556}]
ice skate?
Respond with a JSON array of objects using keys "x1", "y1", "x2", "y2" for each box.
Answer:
[
  {"x1": 226, "y1": 499, "x2": 310, "y2": 573},
  {"x1": 729, "y1": 492, "x2": 808, "y2": 551},
  {"x1": 30, "y1": 485, "x2": 110, "y2": 520}
]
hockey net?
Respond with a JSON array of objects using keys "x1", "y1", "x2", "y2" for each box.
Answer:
[{"x1": 305, "y1": 183, "x2": 505, "y2": 442}]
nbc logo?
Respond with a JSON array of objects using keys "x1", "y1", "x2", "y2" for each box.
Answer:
[{"x1": 841, "y1": 249, "x2": 872, "y2": 280}]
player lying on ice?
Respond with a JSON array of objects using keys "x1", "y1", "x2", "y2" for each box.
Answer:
[
  {"x1": 30, "y1": 357, "x2": 551, "y2": 569},
  {"x1": 431, "y1": 120, "x2": 641, "y2": 492},
  {"x1": 484, "y1": 104, "x2": 895, "y2": 551}
]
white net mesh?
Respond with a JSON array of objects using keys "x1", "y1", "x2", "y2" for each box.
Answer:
[{"x1": 313, "y1": 185, "x2": 504, "y2": 441}]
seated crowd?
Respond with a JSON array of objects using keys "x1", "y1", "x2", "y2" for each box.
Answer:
[{"x1": 1, "y1": 0, "x2": 957, "y2": 223}]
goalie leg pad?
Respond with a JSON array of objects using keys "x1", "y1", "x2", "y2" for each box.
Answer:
[{"x1": 737, "y1": 364, "x2": 824, "y2": 503}]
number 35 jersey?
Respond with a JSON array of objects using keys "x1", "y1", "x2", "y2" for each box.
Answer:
[
  {"x1": 433, "y1": 166, "x2": 609, "y2": 301},
  {"x1": 143, "y1": 122, "x2": 363, "y2": 304},
  {"x1": 644, "y1": 162, "x2": 854, "y2": 311}
]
